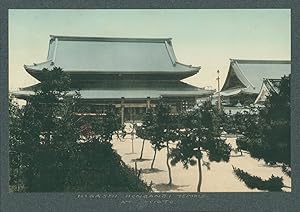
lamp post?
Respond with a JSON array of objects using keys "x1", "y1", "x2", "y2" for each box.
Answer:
[{"x1": 217, "y1": 70, "x2": 221, "y2": 111}]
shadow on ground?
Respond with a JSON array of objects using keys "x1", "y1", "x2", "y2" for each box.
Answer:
[
  {"x1": 153, "y1": 183, "x2": 190, "y2": 192},
  {"x1": 141, "y1": 168, "x2": 165, "y2": 174},
  {"x1": 124, "y1": 152, "x2": 137, "y2": 155},
  {"x1": 131, "y1": 158, "x2": 152, "y2": 162}
]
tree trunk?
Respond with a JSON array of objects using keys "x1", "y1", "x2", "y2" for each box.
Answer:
[
  {"x1": 116, "y1": 132, "x2": 121, "y2": 142},
  {"x1": 134, "y1": 162, "x2": 138, "y2": 175},
  {"x1": 197, "y1": 157, "x2": 202, "y2": 192},
  {"x1": 166, "y1": 141, "x2": 172, "y2": 185},
  {"x1": 139, "y1": 139, "x2": 145, "y2": 160},
  {"x1": 151, "y1": 148, "x2": 157, "y2": 169}
]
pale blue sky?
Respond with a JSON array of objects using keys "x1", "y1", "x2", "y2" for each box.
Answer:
[{"x1": 9, "y1": 9, "x2": 290, "y2": 90}]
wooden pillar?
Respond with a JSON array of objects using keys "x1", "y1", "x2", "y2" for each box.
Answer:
[
  {"x1": 121, "y1": 97, "x2": 125, "y2": 125},
  {"x1": 130, "y1": 108, "x2": 133, "y2": 122},
  {"x1": 132, "y1": 107, "x2": 135, "y2": 123},
  {"x1": 146, "y1": 97, "x2": 151, "y2": 111}
]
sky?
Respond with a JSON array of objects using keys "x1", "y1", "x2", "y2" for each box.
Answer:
[{"x1": 9, "y1": 9, "x2": 291, "y2": 91}]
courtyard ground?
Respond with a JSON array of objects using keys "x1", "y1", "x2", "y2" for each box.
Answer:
[{"x1": 111, "y1": 130, "x2": 291, "y2": 192}]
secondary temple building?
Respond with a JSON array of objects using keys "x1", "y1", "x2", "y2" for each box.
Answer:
[
  {"x1": 14, "y1": 35, "x2": 213, "y2": 123},
  {"x1": 254, "y1": 78, "x2": 282, "y2": 105},
  {"x1": 220, "y1": 59, "x2": 291, "y2": 106}
]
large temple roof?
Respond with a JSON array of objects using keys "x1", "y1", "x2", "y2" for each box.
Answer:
[
  {"x1": 24, "y1": 35, "x2": 200, "y2": 81},
  {"x1": 220, "y1": 59, "x2": 291, "y2": 96}
]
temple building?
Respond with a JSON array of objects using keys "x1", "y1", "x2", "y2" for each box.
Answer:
[
  {"x1": 14, "y1": 35, "x2": 213, "y2": 123},
  {"x1": 220, "y1": 59, "x2": 291, "y2": 106},
  {"x1": 254, "y1": 78, "x2": 281, "y2": 105}
]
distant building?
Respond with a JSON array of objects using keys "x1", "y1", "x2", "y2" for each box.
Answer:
[
  {"x1": 13, "y1": 35, "x2": 213, "y2": 123},
  {"x1": 254, "y1": 78, "x2": 281, "y2": 105},
  {"x1": 219, "y1": 59, "x2": 290, "y2": 106}
]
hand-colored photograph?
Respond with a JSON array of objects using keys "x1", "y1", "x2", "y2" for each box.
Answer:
[{"x1": 9, "y1": 9, "x2": 291, "y2": 192}]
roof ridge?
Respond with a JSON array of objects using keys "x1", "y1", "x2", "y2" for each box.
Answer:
[
  {"x1": 230, "y1": 58, "x2": 291, "y2": 64},
  {"x1": 263, "y1": 78, "x2": 282, "y2": 81},
  {"x1": 50, "y1": 35, "x2": 172, "y2": 42}
]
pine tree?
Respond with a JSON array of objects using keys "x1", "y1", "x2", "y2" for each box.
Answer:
[
  {"x1": 9, "y1": 96, "x2": 24, "y2": 191},
  {"x1": 155, "y1": 101, "x2": 177, "y2": 185},
  {"x1": 146, "y1": 103, "x2": 167, "y2": 170},
  {"x1": 139, "y1": 101, "x2": 175, "y2": 186},
  {"x1": 234, "y1": 75, "x2": 291, "y2": 191},
  {"x1": 9, "y1": 67, "x2": 151, "y2": 192},
  {"x1": 136, "y1": 109, "x2": 155, "y2": 160},
  {"x1": 170, "y1": 101, "x2": 231, "y2": 192},
  {"x1": 12, "y1": 67, "x2": 81, "y2": 191}
]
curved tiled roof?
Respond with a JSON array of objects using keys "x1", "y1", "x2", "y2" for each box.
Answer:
[
  {"x1": 24, "y1": 35, "x2": 200, "y2": 80},
  {"x1": 13, "y1": 80, "x2": 213, "y2": 100},
  {"x1": 221, "y1": 59, "x2": 291, "y2": 94}
]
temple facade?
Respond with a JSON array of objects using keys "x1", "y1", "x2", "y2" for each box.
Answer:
[{"x1": 14, "y1": 35, "x2": 213, "y2": 123}]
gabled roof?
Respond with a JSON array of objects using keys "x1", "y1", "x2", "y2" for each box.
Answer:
[
  {"x1": 254, "y1": 78, "x2": 281, "y2": 104},
  {"x1": 24, "y1": 35, "x2": 200, "y2": 81},
  {"x1": 221, "y1": 59, "x2": 291, "y2": 95},
  {"x1": 263, "y1": 78, "x2": 281, "y2": 94}
]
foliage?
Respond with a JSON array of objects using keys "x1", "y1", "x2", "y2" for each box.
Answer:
[
  {"x1": 137, "y1": 101, "x2": 179, "y2": 186},
  {"x1": 154, "y1": 101, "x2": 178, "y2": 185},
  {"x1": 233, "y1": 166, "x2": 284, "y2": 191},
  {"x1": 148, "y1": 102, "x2": 170, "y2": 151},
  {"x1": 9, "y1": 67, "x2": 150, "y2": 192},
  {"x1": 11, "y1": 67, "x2": 80, "y2": 191},
  {"x1": 220, "y1": 108, "x2": 261, "y2": 136},
  {"x1": 217, "y1": 111, "x2": 236, "y2": 134},
  {"x1": 136, "y1": 109, "x2": 155, "y2": 142},
  {"x1": 170, "y1": 101, "x2": 231, "y2": 167},
  {"x1": 236, "y1": 75, "x2": 290, "y2": 166},
  {"x1": 9, "y1": 96, "x2": 24, "y2": 191},
  {"x1": 259, "y1": 75, "x2": 290, "y2": 166},
  {"x1": 136, "y1": 109, "x2": 155, "y2": 159},
  {"x1": 233, "y1": 75, "x2": 291, "y2": 191},
  {"x1": 229, "y1": 93, "x2": 257, "y2": 106},
  {"x1": 65, "y1": 141, "x2": 151, "y2": 192},
  {"x1": 139, "y1": 105, "x2": 167, "y2": 169},
  {"x1": 78, "y1": 106, "x2": 121, "y2": 143},
  {"x1": 170, "y1": 101, "x2": 231, "y2": 191}
]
